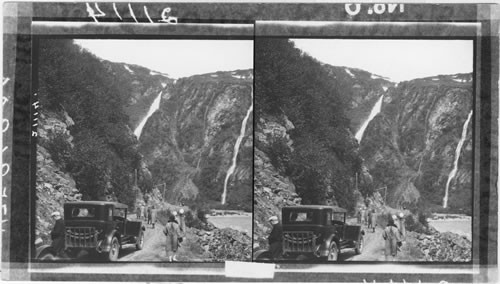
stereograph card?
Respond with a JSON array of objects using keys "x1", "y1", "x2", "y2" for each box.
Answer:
[{"x1": 1, "y1": 1, "x2": 498, "y2": 283}]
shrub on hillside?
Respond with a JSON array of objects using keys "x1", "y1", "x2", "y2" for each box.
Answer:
[
  {"x1": 45, "y1": 130, "x2": 72, "y2": 168},
  {"x1": 418, "y1": 210, "x2": 430, "y2": 228},
  {"x1": 184, "y1": 210, "x2": 204, "y2": 229},
  {"x1": 267, "y1": 136, "x2": 291, "y2": 174}
]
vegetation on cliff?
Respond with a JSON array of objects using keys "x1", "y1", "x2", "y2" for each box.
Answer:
[
  {"x1": 255, "y1": 39, "x2": 362, "y2": 210},
  {"x1": 38, "y1": 39, "x2": 150, "y2": 207}
]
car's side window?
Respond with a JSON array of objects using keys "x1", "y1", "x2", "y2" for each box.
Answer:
[
  {"x1": 113, "y1": 208, "x2": 126, "y2": 221},
  {"x1": 326, "y1": 211, "x2": 332, "y2": 225}
]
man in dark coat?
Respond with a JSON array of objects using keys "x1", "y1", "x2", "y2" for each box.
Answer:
[
  {"x1": 268, "y1": 216, "x2": 283, "y2": 261},
  {"x1": 50, "y1": 211, "x2": 65, "y2": 256},
  {"x1": 147, "y1": 206, "x2": 152, "y2": 225}
]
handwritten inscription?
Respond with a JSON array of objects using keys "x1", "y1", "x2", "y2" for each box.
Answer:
[
  {"x1": 1, "y1": 79, "x2": 9, "y2": 233},
  {"x1": 346, "y1": 4, "x2": 404, "y2": 16},
  {"x1": 86, "y1": 3, "x2": 178, "y2": 24},
  {"x1": 32, "y1": 94, "x2": 39, "y2": 135}
]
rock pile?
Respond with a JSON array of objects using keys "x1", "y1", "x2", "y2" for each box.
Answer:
[
  {"x1": 193, "y1": 227, "x2": 251, "y2": 261},
  {"x1": 408, "y1": 231, "x2": 471, "y2": 262}
]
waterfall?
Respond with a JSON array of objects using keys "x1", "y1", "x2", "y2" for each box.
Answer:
[
  {"x1": 134, "y1": 91, "x2": 162, "y2": 139},
  {"x1": 355, "y1": 95, "x2": 384, "y2": 142},
  {"x1": 221, "y1": 87, "x2": 253, "y2": 205},
  {"x1": 443, "y1": 110, "x2": 473, "y2": 208}
]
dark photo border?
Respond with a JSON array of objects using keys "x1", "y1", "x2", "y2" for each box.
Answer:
[{"x1": 1, "y1": 2, "x2": 497, "y2": 283}]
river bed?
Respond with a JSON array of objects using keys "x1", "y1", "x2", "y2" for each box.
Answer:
[
  {"x1": 428, "y1": 218, "x2": 472, "y2": 240},
  {"x1": 208, "y1": 214, "x2": 252, "y2": 234}
]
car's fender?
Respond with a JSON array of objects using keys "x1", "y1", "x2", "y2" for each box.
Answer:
[
  {"x1": 99, "y1": 229, "x2": 121, "y2": 252},
  {"x1": 320, "y1": 234, "x2": 340, "y2": 257},
  {"x1": 35, "y1": 245, "x2": 56, "y2": 259},
  {"x1": 254, "y1": 249, "x2": 273, "y2": 261}
]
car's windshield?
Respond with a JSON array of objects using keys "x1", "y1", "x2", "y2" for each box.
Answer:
[{"x1": 331, "y1": 212, "x2": 345, "y2": 224}]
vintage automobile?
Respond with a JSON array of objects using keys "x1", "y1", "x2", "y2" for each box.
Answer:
[
  {"x1": 36, "y1": 201, "x2": 146, "y2": 261},
  {"x1": 255, "y1": 205, "x2": 364, "y2": 262}
]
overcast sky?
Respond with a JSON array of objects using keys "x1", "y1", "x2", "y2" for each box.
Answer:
[
  {"x1": 291, "y1": 39, "x2": 473, "y2": 82},
  {"x1": 74, "y1": 39, "x2": 253, "y2": 79}
]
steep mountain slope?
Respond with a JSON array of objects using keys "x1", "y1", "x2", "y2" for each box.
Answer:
[
  {"x1": 100, "y1": 60, "x2": 173, "y2": 130},
  {"x1": 360, "y1": 73, "x2": 473, "y2": 213},
  {"x1": 138, "y1": 70, "x2": 253, "y2": 210},
  {"x1": 37, "y1": 39, "x2": 155, "y2": 208},
  {"x1": 322, "y1": 65, "x2": 393, "y2": 133}
]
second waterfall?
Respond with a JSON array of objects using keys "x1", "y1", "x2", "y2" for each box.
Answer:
[{"x1": 221, "y1": 86, "x2": 253, "y2": 205}]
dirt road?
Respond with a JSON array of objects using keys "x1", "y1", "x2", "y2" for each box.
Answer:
[
  {"x1": 342, "y1": 223, "x2": 386, "y2": 261},
  {"x1": 343, "y1": 218, "x2": 414, "y2": 261},
  {"x1": 118, "y1": 216, "x2": 211, "y2": 262}
]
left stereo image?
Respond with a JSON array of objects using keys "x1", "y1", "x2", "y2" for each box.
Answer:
[{"x1": 32, "y1": 38, "x2": 253, "y2": 262}]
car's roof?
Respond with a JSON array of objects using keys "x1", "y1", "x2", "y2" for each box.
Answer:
[
  {"x1": 283, "y1": 205, "x2": 347, "y2": 212},
  {"x1": 64, "y1": 201, "x2": 128, "y2": 208}
]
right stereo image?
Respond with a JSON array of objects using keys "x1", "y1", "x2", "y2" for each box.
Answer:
[{"x1": 253, "y1": 38, "x2": 474, "y2": 263}]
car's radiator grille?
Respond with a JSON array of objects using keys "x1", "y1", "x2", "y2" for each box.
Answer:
[
  {"x1": 65, "y1": 227, "x2": 98, "y2": 248},
  {"x1": 283, "y1": 231, "x2": 317, "y2": 252}
]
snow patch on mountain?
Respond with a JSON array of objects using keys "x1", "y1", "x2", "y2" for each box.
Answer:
[
  {"x1": 124, "y1": 65, "x2": 134, "y2": 73},
  {"x1": 345, "y1": 68, "x2": 355, "y2": 78}
]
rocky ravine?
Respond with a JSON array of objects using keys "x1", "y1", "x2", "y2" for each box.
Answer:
[
  {"x1": 139, "y1": 70, "x2": 253, "y2": 209},
  {"x1": 360, "y1": 73, "x2": 473, "y2": 211}
]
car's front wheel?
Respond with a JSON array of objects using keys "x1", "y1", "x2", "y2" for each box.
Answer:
[
  {"x1": 327, "y1": 242, "x2": 339, "y2": 261},
  {"x1": 108, "y1": 237, "x2": 120, "y2": 261}
]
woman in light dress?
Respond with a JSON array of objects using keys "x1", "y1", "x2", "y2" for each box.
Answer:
[{"x1": 163, "y1": 214, "x2": 182, "y2": 262}]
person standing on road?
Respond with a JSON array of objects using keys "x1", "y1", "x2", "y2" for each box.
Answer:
[
  {"x1": 367, "y1": 209, "x2": 373, "y2": 230},
  {"x1": 163, "y1": 214, "x2": 182, "y2": 262},
  {"x1": 140, "y1": 204, "x2": 145, "y2": 221},
  {"x1": 136, "y1": 205, "x2": 142, "y2": 220},
  {"x1": 50, "y1": 211, "x2": 66, "y2": 257},
  {"x1": 151, "y1": 206, "x2": 157, "y2": 229},
  {"x1": 357, "y1": 209, "x2": 362, "y2": 224},
  {"x1": 382, "y1": 216, "x2": 401, "y2": 261},
  {"x1": 397, "y1": 212, "x2": 406, "y2": 239},
  {"x1": 268, "y1": 216, "x2": 283, "y2": 261},
  {"x1": 370, "y1": 209, "x2": 377, "y2": 233},
  {"x1": 147, "y1": 206, "x2": 152, "y2": 225},
  {"x1": 360, "y1": 208, "x2": 366, "y2": 225}
]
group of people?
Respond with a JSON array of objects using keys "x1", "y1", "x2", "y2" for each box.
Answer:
[
  {"x1": 136, "y1": 204, "x2": 157, "y2": 228},
  {"x1": 359, "y1": 207, "x2": 406, "y2": 261},
  {"x1": 357, "y1": 207, "x2": 377, "y2": 233}
]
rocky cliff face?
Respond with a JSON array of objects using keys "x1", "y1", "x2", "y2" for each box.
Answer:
[
  {"x1": 101, "y1": 60, "x2": 173, "y2": 130},
  {"x1": 322, "y1": 64, "x2": 393, "y2": 133},
  {"x1": 138, "y1": 70, "x2": 253, "y2": 210},
  {"x1": 36, "y1": 110, "x2": 80, "y2": 244},
  {"x1": 253, "y1": 115, "x2": 301, "y2": 251},
  {"x1": 360, "y1": 74, "x2": 473, "y2": 212}
]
